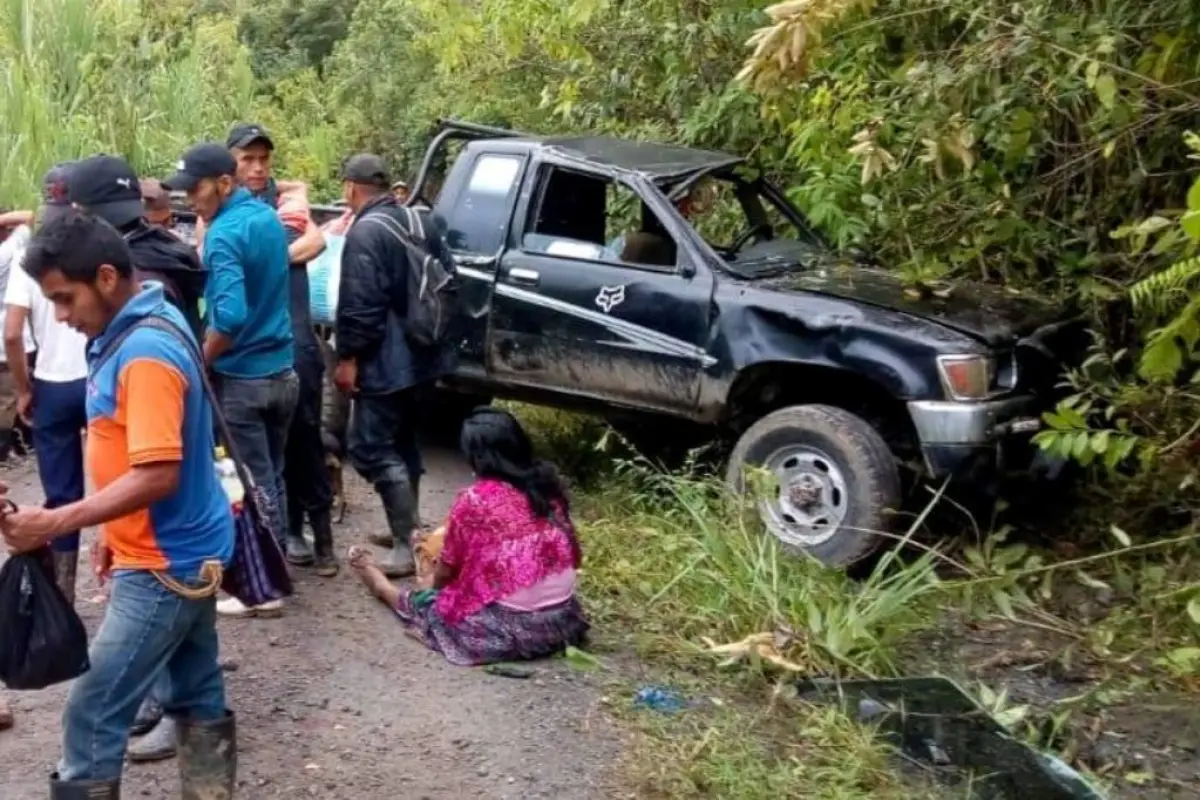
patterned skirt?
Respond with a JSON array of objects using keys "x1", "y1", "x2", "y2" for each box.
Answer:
[{"x1": 393, "y1": 589, "x2": 589, "y2": 667}]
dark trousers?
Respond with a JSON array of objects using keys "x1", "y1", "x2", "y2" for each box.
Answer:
[
  {"x1": 32, "y1": 378, "x2": 87, "y2": 554},
  {"x1": 347, "y1": 387, "x2": 426, "y2": 487},
  {"x1": 214, "y1": 370, "x2": 299, "y2": 549},
  {"x1": 284, "y1": 345, "x2": 333, "y2": 522}
]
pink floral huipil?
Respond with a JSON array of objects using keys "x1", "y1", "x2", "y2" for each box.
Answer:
[{"x1": 435, "y1": 479, "x2": 580, "y2": 626}]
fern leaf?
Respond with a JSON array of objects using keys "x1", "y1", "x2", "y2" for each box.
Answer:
[{"x1": 1130, "y1": 256, "x2": 1200, "y2": 317}]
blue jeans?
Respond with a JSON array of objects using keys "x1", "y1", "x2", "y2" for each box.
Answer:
[
  {"x1": 347, "y1": 387, "x2": 426, "y2": 487},
  {"x1": 32, "y1": 378, "x2": 87, "y2": 554},
  {"x1": 214, "y1": 370, "x2": 299, "y2": 548},
  {"x1": 58, "y1": 570, "x2": 226, "y2": 781}
]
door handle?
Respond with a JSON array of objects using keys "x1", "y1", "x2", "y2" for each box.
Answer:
[{"x1": 507, "y1": 267, "x2": 541, "y2": 287}]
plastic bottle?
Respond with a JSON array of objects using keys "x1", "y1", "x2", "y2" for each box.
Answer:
[{"x1": 213, "y1": 446, "x2": 244, "y2": 505}]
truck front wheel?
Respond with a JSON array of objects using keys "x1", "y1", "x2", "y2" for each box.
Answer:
[{"x1": 725, "y1": 404, "x2": 901, "y2": 567}]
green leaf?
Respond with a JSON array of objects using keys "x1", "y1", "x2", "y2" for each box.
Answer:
[
  {"x1": 1075, "y1": 571, "x2": 1111, "y2": 591},
  {"x1": 1182, "y1": 210, "x2": 1200, "y2": 241},
  {"x1": 1188, "y1": 595, "x2": 1200, "y2": 625},
  {"x1": 991, "y1": 587, "x2": 1016, "y2": 619},
  {"x1": 1124, "y1": 770, "x2": 1154, "y2": 786},
  {"x1": 1135, "y1": 216, "x2": 1173, "y2": 235},
  {"x1": 1109, "y1": 525, "x2": 1131, "y2": 547},
  {"x1": 562, "y1": 646, "x2": 602, "y2": 672},
  {"x1": 1094, "y1": 74, "x2": 1117, "y2": 109}
]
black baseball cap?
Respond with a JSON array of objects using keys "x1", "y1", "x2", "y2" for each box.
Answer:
[
  {"x1": 37, "y1": 162, "x2": 76, "y2": 227},
  {"x1": 340, "y1": 153, "x2": 390, "y2": 187},
  {"x1": 163, "y1": 143, "x2": 237, "y2": 191},
  {"x1": 69, "y1": 154, "x2": 144, "y2": 228},
  {"x1": 226, "y1": 123, "x2": 274, "y2": 150}
]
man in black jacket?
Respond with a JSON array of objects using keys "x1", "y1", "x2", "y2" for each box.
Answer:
[
  {"x1": 334, "y1": 154, "x2": 455, "y2": 577},
  {"x1": 69, "y1": 155, "x2": 207, "y2": 338}
]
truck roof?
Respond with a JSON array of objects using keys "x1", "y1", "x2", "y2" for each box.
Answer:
[
  {"x1": 442, "y1": 120, "x2": 746, "y2": 183},
  {"x1": 538, "y1": 136, "x2": 744, "y2": 182}
]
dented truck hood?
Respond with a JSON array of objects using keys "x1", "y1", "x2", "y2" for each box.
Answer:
[{"x1": 734, "y1": 249, "x2": 1065, "y2": 347}]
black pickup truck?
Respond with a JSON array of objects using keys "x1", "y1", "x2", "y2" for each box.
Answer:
[
  {"x1": 396, "y1": 120, "x2": 1087, "y2": 566},
  {"x1": 171, "y1": 121, "x2": 1086, "y2": 567}
]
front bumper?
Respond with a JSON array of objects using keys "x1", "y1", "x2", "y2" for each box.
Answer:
[{"x1": 907, "y1": 396, "x2": 1044, "y2": 482}]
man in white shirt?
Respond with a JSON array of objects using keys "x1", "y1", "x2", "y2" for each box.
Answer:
[
  {"x1": 0, "y1": 210, "x2": 38, "y2": 463},
  {"x1": 2, "y1": 165, "x2": 90, "y2": 608},
  {"x1": 0, "y1": 207, "x2": 39, "y2": 734}
]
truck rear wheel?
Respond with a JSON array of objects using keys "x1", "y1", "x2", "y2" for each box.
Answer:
[{"x1": 725, "y1": 404, "x2": 901, "y2": 567}]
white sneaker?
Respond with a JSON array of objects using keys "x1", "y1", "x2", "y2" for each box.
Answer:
[{"x1": 216, "y1": 596, "x2": 284, "y2": 618}]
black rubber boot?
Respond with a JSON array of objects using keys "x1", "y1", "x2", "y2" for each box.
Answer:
[
  {"x1": 127, "y1": 716, "x2": 177, "y2": 762},
  {"x1": 0, "y1": 427, "x2": 12, "y2": 462},
  {"x1": 51, "y1": 549, "x2": 79, "y2": 607},
  {"x1": 49, "y1": 773, "x2": 120, "y2": 799},
  {"x1": 310, "y1": 507, "x2": 339, "y2": 577},
  {"x1": 412, "y1": 474, "x2": 423, "y2": 529},
  {"x1": 130, "y1": 696, "x2": 163, "y2": 737},
  {"x1": 285, "y1": 504, "x2": 314, "y2": 567},
  {"x1": 375, "y1": 479, "x2": 416, "y2": 578},
  {"x1": 178, "y1": 710, "x2": 236, "y2": 800}
]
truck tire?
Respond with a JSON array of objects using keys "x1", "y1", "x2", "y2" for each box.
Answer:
[{"x1": 725, "y1": 404, "x2": 901, "y2": 568}]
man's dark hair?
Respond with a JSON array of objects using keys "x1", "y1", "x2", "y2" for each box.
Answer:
[{"x1": 24, "y1": 207, "x2": 133, "y2": 282}]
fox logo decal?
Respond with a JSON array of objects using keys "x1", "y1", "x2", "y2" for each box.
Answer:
[{"x1": 595, "y1": 285, "x2": 625, "y2": 314}]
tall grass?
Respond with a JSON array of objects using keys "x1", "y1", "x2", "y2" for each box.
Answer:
[
  {"x1": 579, "y1": 458, "x2": 944, "y2": 679},
  {"x1": 0, "y1": 0, "x2": 339, "y2": 207}
]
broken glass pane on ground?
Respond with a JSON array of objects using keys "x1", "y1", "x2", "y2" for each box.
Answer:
[{"x1": 795, "y1": 676, "x2": 1106, "y2": 800}]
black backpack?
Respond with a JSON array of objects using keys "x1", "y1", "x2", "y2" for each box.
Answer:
[{"x1": 358, "y1": 206, "x2": 460, "y2": 349}]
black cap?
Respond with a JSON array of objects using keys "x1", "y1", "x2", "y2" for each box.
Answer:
[
  {"x1": 69, "y1": 154, "x2": 144, "y2": 228},
  {"x1": 37, "y1": 163, "x2": 75, "y2": 227},
  {"x1": 163, "y1": 143, "x2": 237, "y2": 191},
  {"x1": 226, "y1": 123, "x2": 274, "y2": 151},
  {"x1": 340, "y1": 153, "x2": 390, "y2": 187}
]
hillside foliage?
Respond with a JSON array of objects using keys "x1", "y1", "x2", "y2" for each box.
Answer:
[{"x1": 1, "y1": 0, "x2": 1197, "y2": 512}]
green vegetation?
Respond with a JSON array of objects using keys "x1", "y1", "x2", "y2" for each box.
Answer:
[{"x1": 4, "y1": 0, "x2": 1200, "y2": 794}]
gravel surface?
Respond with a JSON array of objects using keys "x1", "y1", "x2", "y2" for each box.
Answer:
[{"x1": 0, "y1": 446, "x2": 622, "y2": 799}]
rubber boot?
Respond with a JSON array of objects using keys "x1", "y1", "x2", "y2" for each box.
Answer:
[
  {"x1": 0, "y1": 427, "x2": 12, "y2": 462},
  {"x1": 310, "y1": 507, "x2": 339, "y2": 577},
  {"x1": 130, "y1": 696, "x2": 163, "y2": 737},
  {"x1": 49, "y1": 773, "x2": 121, "y2": 799},
  {"x1": 127, "y1": 716, "x2": 177, "y2": 762},
  {"x1": 51, "y1": 549, "x2": 79, "y2": 607},
  {"x1": 367, "y1": 474, "x2": 421, "y2": 547},
  {"x1": 285, "y1": 504, "x2": 314, "y2": 567},
  {"x1": 376, "y1": 480, "x2": 416, "y2": 578},
  {"x1": 178, "y1": 711, "x2": 236, "y2": 800}
]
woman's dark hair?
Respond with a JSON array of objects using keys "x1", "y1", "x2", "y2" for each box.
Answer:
[{"x1": 460, "y1": 407, "x2": 568, "y2": 519}]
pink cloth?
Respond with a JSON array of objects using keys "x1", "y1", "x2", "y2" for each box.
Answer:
[
  {"x1": 435, "y1": 478, "x2": 580, "y2": 626},
  {"x1": 498, "y1": 568, "x2": 577, "y2": 611}
]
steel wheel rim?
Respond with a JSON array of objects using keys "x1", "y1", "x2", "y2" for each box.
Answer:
[{"x1": 758, "y1": 444, "x2": 849, "y2": 548}]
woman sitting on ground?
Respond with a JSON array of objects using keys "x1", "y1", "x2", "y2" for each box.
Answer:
[{"x1": 348, "y1": 407, "x2": 588, "y2": 666}]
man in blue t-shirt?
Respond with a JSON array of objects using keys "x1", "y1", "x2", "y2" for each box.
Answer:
[{"x1": 164, "y1": 143, "x2": 298, "y2": 617}]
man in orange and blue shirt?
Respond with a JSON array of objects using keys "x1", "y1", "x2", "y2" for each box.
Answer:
[{"x1": 0, "y1": 208, "x2": 236, "y2": 798}]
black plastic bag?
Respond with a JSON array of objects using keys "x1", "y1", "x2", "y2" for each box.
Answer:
[{"x1": 0, "y1": 546, "x2": 90, "y2": 690}]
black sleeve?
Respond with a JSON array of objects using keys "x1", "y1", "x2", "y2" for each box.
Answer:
[{"x1": 334, "y1": 223, "x2": 391, "y2": 359}]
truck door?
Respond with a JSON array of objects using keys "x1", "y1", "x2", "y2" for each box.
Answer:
[
  {"x1": 435, "y1": 150, "x2": 527, "y2": 381},
  {"x1": 487, "y1": 163, "x2": 715, "y2": 416}
]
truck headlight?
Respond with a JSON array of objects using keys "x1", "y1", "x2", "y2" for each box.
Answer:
[{"x1": 936, "y1": 355, "x2": 996, "y2": 400}]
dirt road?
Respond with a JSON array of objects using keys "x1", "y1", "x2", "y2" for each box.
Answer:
[{"x1": 0, "y1": 447, "x2": 622, "y2": 799}]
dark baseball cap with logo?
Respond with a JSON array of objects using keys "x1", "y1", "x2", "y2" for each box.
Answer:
[
  {"x1": 37, "y1": 162, "x2": 76, "y2": 227},
  {"x1": 339, "y1": 153, "x2": 390, "y2": 187},
  {"x1": 226, "y1": 123, "x2": 274, "y2": 151},
  {"x1": 69, "y1": 154, "x2": 144, "y2": 228},
  {"x1": 162, "y1": 143, "x2": 238, "y2": 192}
]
